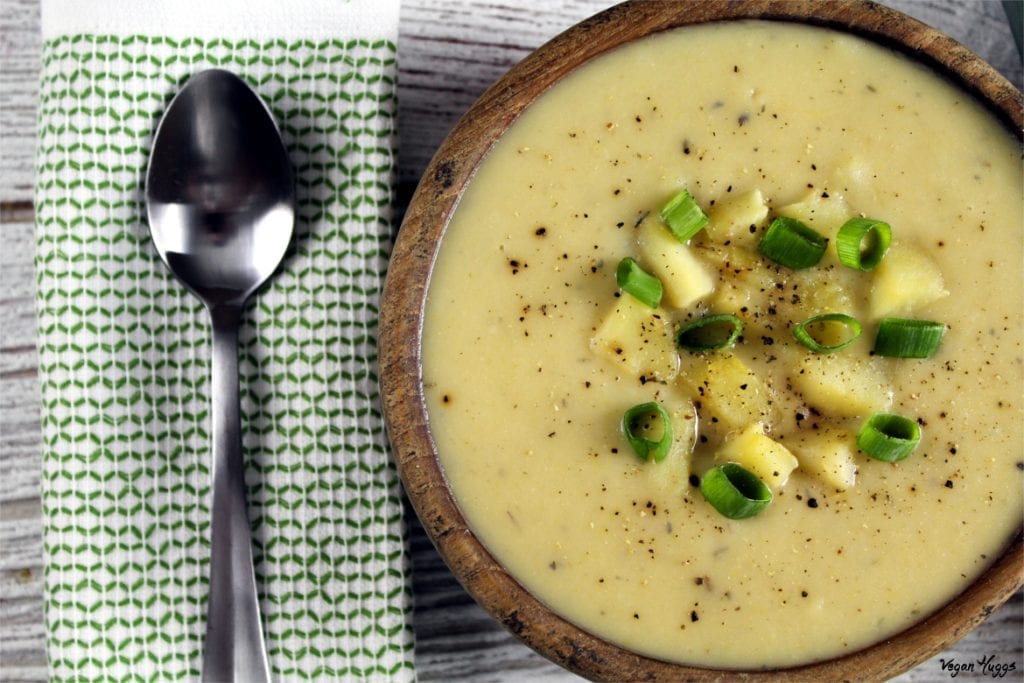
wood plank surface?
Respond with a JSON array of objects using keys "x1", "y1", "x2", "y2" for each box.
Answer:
[{"x1": 1, "y1": 1, "x2": 1021, "y2": 681}]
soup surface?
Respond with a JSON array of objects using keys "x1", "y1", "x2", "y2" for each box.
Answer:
[{"x1": 421, "y1": 21, "x2": 1022, "y2": 668}]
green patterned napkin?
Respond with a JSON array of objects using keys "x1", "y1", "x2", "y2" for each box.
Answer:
[{"x1": 34, "y1": 1, "x2": 414, "y2": 679}]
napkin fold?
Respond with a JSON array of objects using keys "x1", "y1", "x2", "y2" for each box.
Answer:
[{"x1": 35, "y1": 1, "x2": 414, "y2": 679}]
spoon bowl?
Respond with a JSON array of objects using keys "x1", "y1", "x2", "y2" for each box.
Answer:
[
  {"x1": 147, "y1": 69, "x2": 294, "y2": 307},
  {"x1": 145, "y1": 68, "x2": 295, "y2": 682}
]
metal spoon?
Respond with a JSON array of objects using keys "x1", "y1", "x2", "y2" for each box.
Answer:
[{"x1": 145, "y1": 69, "x2": 294, "y2": 683}]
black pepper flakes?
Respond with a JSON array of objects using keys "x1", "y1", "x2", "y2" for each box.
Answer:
[
  {"x1": 690, "y1": 610, "x2": 699, "y2": 622},
  {"x1": 807, "y1": 498, "x2": 819, "y2": 509}
]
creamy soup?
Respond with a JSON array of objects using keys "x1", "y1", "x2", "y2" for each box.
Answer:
[{"x1": 421, "y1": 21, "x2": 1022, "y2": 668}]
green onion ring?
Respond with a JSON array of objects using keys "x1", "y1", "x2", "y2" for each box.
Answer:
[
  {"x1": 873, "y1": 318, "x2": 946, "y2": 358},
  {"x1": 659, "y1": 188, "x2": 709, "y2": 243},
  {"x1": 857, "y1": 413, "x2": 921, "y2": 462},
  {"x1": 616, "y1": 257, "x2": 663, "y2": 308},
  {"x1": 835, "y1": 217, "x2": 892, "y2": 271},
  {"x1": 792, "y1": 313, "x2": 862, "y2": 353},
  {"x1": 676, "y1": 313, "x2": 743, "y2": 352},
  {"x1": 699, "y1": 463, "x2": 773, "y2": 519},
  {"x1": 622, "y1": 402, "x2": 673, "y2": 462},
  {"x1": 758, "y1": 216, "x2": 828, "y2": 269}
]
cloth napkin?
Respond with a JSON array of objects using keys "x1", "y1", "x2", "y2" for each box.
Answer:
[{"x1": 34, "y1": 1, "x2": 414, "y2": 679}]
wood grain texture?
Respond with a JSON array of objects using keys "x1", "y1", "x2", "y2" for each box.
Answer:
[{"x1": 2, "y1": 0, "x2": 1022, "y2": 681}]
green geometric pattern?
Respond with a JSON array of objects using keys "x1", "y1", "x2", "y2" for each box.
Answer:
[{"x1": 35, "y1": 33, "x2": 414, "y2": 681}]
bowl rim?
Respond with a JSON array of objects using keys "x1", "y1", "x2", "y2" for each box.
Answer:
[{"x1": 379, "y1": 1, "x2": 1024, "y2": 680}]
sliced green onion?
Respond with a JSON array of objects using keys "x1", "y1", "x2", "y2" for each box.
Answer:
[
  {"x1": 622, "y1": 402, "x2": 673, "y2": 462},
  {"x1": 873, "y1": 318, "x2": 946, "y2": 358},
  {"x1": 758, "y1": 216, "x2": 828, "y2": 269},
  {"x1": 676, "y1": 314, "x2": 743, "y2": 352},
  {"x1": 700, "y1": 463, "x2": 773, "y2": 519},
  {"x1": 836, "y1": 217, "x2": 892, "y2": 271},
  {"x1": 857, "y1": 413, "x2": 921, "y2": 462},
  {"x1": 659, "y1": 188, "x2": 709, "y2": 243},
  {"x1": 792, "y1": 313, "x2": 863, "y2": 353},
  {"x1": 616, "y1": 257, "x2": 662, "y2": 308}
]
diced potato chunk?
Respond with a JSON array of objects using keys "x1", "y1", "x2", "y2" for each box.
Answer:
[
  {"x1": 637, "y1": 217, "x2": 715, "y2": 308},
  {"x1": 789, "y1": 429, "x2": 858, "y2": 491},
  {"x1": 667, "y1": 397, "x2": 699, "y2": 461},
  {"x1": 710, "y1": 281, "x2": 758, "y2": 324},
  {"x1": 776, "y1": 188, "x2": 852, "y2": 234},
  {"x1": 644, "y1": 397, "x2": 698, "y2": 489},
  {"x1": 591, "y1": 296, "x2": 680, "y2": 382},
  {"x1": 697, "y1": 243, "x2": 770, "y2": 285},
  {"x1": 716, "y1": 422, "x2": 799, "y2": 491},
  {"x1": 791, "y1": 353, "x2": 891, "y2": 417},
  {"x1": 706, "y1": 189, "x2": 769, "y2": 245},
  {"x1": 789, "y1": 263, "x2": 859, "y2": 316},
  {"x1": 679, "y1": 352, "x2": 773, "y2": 432},
  {"x1": 869, "y1": 243, "x2": 948, "y2": 318},
  {"x1": 697, "y1": 244, "x2": 775, "y2": 332},
  {"x1": 709, "y1": 280, "x2": 766, "y2": 336}
]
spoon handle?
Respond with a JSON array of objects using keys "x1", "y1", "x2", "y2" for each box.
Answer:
[{"x1": 203, "y1": 305, "x2": 271, "y2": 683}]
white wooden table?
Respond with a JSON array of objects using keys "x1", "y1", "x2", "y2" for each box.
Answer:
[{"x1": 2, "y1": 1, "x2": 1021, "y2": 680}]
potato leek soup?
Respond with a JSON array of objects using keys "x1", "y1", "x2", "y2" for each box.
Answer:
[{"x1": 421, "y1": 21, "x2": 1022, "y2": 668}]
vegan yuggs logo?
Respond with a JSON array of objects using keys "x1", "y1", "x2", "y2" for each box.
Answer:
[{"x1": 940, "y1": 655, "x2": 1018, "y2": 679}]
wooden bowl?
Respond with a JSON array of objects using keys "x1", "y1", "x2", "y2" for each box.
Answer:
[{"x1": 379, "y1": 1, "x2": 1023, "y2": 680}]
